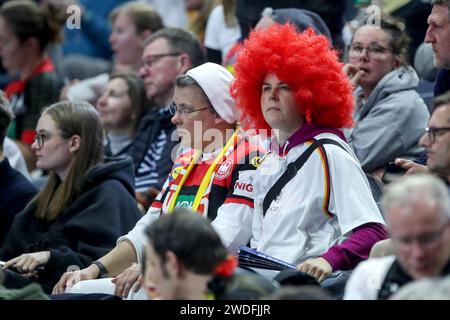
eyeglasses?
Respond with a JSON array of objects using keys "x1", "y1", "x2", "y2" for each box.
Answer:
[
  {"x1": 34, "y1": 131, "x2": 60, "y2": 149},
  {"x1": 141, "y1": 52, "x2": 182, "y2": 69},
  {"x1": 348, "y1": 43, "x2": 393, "y2": 59},
  {"x1": 168, "y1": 102, "x2": 209, "y2": 116},
  {"x1": 424, "y1": 126, "x2": 450, "y2": 144},
  {"x1": 394, "y1": 222, "x2": 449, "y2": 250}
]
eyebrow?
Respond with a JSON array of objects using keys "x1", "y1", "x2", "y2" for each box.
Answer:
[
  {"x1": 176, "y1": 103, "x2": 193, "y2": 109},
  {"x1": 262, "y1": 81, "x2": 287, "y2": 86},
  {"x1": 352, "y1": 41, "x2": 385, "y2": 46}
]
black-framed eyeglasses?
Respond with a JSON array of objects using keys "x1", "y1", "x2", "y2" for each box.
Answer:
[
  {"x1": 425, "y1": 126, "x2": 450, "y2": 144},
  {"x1": 168, "y1": 102, "x2": 209, "y2": 116},
  {"x1": 34, "y1": 131, "x2": 60, "y2": 149},
  {"x1": 348, "y1": 43, "x2": 393, "y2": 58},
  {"x1": 141, "y1": 52, "x2": 182, "y2": 69}
]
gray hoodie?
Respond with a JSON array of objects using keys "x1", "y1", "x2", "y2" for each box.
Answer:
[{"x1": 345, "y1": 66, "x2": 429, "y2": 172}]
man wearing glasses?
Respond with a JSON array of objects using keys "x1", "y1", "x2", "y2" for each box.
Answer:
[
  {"x1": 418, "y1": 91, "x2": 450, "y2": 185},
  {"x1": 344, "y1": 174, "x2": 450, "y2": 300}
]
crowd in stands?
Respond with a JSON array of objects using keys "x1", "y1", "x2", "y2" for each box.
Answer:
[{"x1": 1, "y1": 0, "x2": 450, "y2": 301}]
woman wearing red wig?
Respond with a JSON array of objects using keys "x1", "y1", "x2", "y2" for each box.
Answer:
[{"x1": 231, "y1": 24, "x2": 388, "y2": 283}]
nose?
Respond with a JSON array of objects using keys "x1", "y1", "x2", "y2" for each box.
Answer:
[
  {"x1": 268, "y1": 87, "x2": 280, "y2": 100},
  {"x1": 171, "y1": 111, "x2": 181, "y2": 125},
  {"x1": 410, "y1": 242, "x2": 428, "y2": 261},
  {"x1": 357, "y1": 48, "x2": 370, "y2": 61},
  {"x1": 109, "y1": 33, "x2": 115, "y2": 46},
  {"x1": 419, "y1": 131, "x2": 431, "y2": 148},
  {"x1": 31, "y1": 138, "x2": 39, "y2": 151},
  {"x1": 96, "y1": 93, "x2": 107, "y2": 109},
  {"x1": 139, "y1": 65, "x2": 148, "y2": 78},
  {"x1": 425, "y1": 27, "x2": 434, "y2": 44}
]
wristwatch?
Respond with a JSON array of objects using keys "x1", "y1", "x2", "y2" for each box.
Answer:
[{"x1": 91, "y1": 260, "x2": 109, "y2": 278}]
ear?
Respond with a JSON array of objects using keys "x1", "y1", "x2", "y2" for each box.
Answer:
[
  {"x1": 139, "y1": 30, "x2": 151, "y2": 43},
  {"x1": 69, "y1": 135, "x2": 81, "y2": 154},
  {"x1": 213, "y1": 115, "x2": 225, "y2": 125},
  {"x1": 165, "y1": 251, "x2": 184, "y2": 278},
  {"x1": 178, "y1": 53, "x2": 193, "y2": 75},
  {"x1": 393, "y1": 56, "x2": 402, "y2": 69},
  {"x1": 24, "y1": 37, "x2": 40, "y2": 52}
]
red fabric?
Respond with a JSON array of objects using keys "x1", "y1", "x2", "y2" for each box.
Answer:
[
  {"x1": 21, "y1": 129, "x2": 36, "y2": 145},
  {"x1": 5, "y1": 58, "x2": 55, "y2": 98},
  {"x1": 214, "y1": 255, "x2": 237, "y2": 277}
]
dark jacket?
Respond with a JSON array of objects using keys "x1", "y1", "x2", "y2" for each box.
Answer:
[
  {"x1": 131, "y1": 107, "x2": 178, "y2": 192},
  {"x1": 0, "y1": 157, "x2": 142, "y2": 290},
  {"x1": 435, "y1": 69, "x2": 450, "y2": 97},
  {"x1": 0, "y1": 158, "x2": 37, "y2": 246}
]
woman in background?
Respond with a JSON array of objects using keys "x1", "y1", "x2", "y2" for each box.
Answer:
[
  {"x1": 0, "y1": 0, "x2": 64, "y2": 143},
  {"x1": 344, "y1": 14, "x2": 429, "y2": 174},
  {"x1": 96, "y1": 73, "x2": 148, "y2": 157}
]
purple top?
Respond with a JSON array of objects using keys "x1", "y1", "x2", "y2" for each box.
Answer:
[
  {"x1": 322, "y1": 222, "x2": 388, "y2": 270},
  {"x1": 274, "y1": 122, "x2": 347, "y2": 155},
  {"x1": 275, "y1": 123, "x2": 388, "y2": 270}
]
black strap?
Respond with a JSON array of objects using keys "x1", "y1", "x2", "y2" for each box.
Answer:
[{"x1": 262, "y1": 138, "x2": 347, "y2": 216}]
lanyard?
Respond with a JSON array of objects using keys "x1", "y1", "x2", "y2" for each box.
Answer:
[{"x1": 168, "y1": 129, "x2": 239, "y2": 213}]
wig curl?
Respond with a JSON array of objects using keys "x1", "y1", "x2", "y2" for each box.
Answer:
[{"x1": 231, "y1": 24, "x2": 354, "y2": 131}]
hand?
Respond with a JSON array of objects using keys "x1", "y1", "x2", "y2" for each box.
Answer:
[
  {"x1": 136, "y1": 188, "x2": 160, "y2": 212},
  {"x1": 3, "y1": 251, "x2": 50, "y2": 274},
  {"x1": 368, "y1": 167, "x2": 386, "y2": 182},
  {"x1": 297, "y1": 257, "x2": 332, "y2": 283},
  {"x1": 343, "y1": 63, "x2": 365, "y2": 88},
  {"x1": 394, "y1": 158, "x2": 429, "y2": 175},
  {"x1": 111, "y1": 263, "x2": 142, "y2": 298},
  {"x1": 52, "y1": 264, "x2": 99, "y2": 294}
]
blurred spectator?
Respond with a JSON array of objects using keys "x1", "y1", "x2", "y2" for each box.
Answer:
[
  {"x1": 62, "y1": 2, "x2": 163, "y2": 105},
  {"x1": 109, "y1": 1, "x2": 163, "y2": 73},
  {"x1": 186, "y1": 0, "x2": 220, "y2": 43},
  {"x1": 0, "y1": 0, "x2": 64, "y2": 143},
  {"x1": 426, "y1": 0, "x2": 450, "y2": 97},
  {"x1": 43, "y1": 0, "x2": 130, "y2": 81},
  {"x1": 142, "y1": 208, "x2": 233, "y2": 299},
  {"x1": 96, "y1": 73, "x2": 149, "y2": 157},
  {"x1": 344, "y1": 174, "x2": 450, "y2": 299},
  {"x1": 204, "y1": 0, "x2": 240, "y2": 64}
]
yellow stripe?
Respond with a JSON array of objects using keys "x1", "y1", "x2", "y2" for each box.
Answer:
[
  {"x1": 305, "y1": 140, "x2": 332, "y2": 219},
  {"x1": 317, "y1": 147, "x2": 333, "y2": 219}
]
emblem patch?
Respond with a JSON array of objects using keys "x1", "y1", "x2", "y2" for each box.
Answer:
[{"x1": 215, "y1": 159, "x2": 233, "y2": 180}]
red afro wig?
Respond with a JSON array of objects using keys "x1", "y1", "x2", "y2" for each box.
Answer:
[{"x1": 231, "y1": 24, "x2": 354, "y2": 132}]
